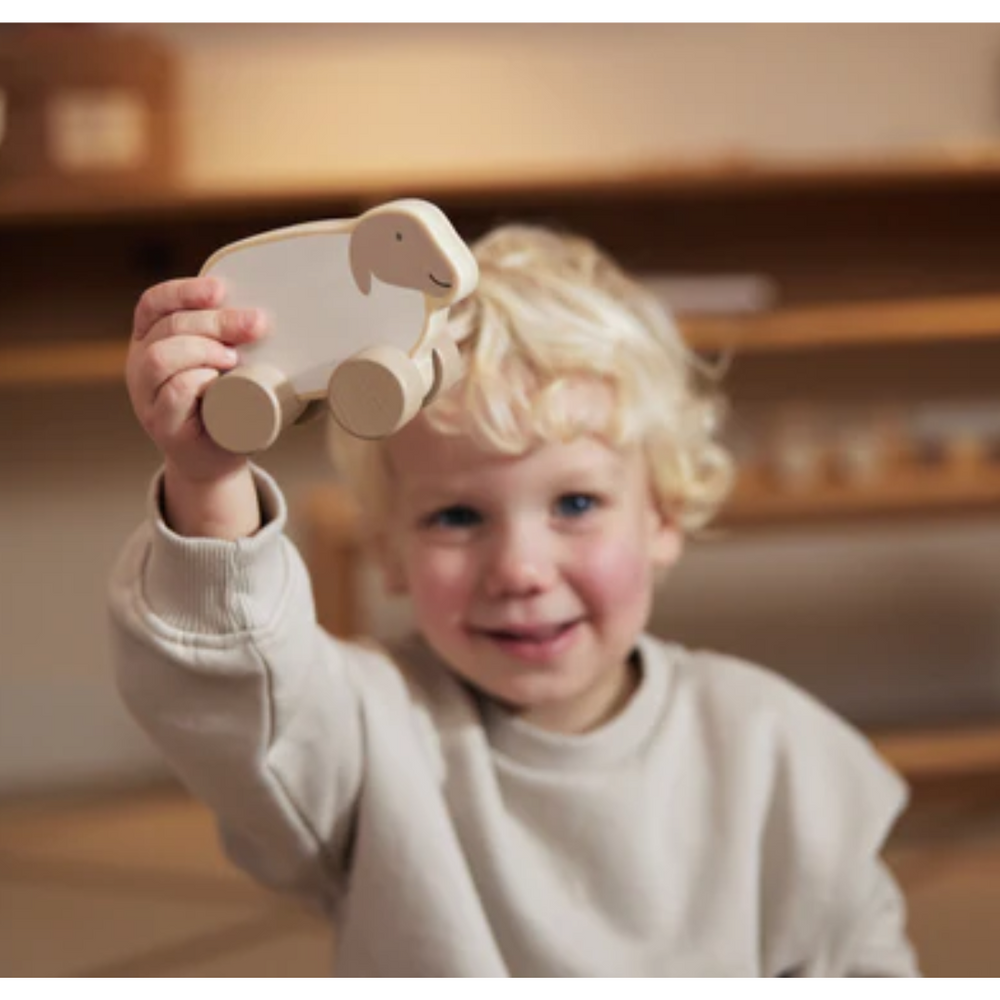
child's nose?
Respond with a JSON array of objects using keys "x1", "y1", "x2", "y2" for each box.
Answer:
[{"x1": 483, "y1": 524, "x2": 556, "y2": 599}]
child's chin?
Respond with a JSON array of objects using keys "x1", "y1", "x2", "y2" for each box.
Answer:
[{"x1": 485, "y1": 674, "x2": 579, "y2": 714}]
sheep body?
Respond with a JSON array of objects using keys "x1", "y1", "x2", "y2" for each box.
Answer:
[{"x1": 198, "y1": 199, "x2": 478, "y2": 450}]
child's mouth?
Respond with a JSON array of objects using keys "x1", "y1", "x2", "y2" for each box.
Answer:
[{"x1": 475, "y1": 620, "x2": 582, "y2": 662}]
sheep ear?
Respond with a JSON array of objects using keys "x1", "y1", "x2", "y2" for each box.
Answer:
[{"x1": 349, "y1": 243, "x2": 373, "y2": 296}]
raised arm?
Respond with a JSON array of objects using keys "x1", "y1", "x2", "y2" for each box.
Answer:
[
  {"x1": 109, "y1": 466, "x2": 369, "y2": 909},
  {"x1": 111, "y1": 279, "x2": 370, "y2": 907}
]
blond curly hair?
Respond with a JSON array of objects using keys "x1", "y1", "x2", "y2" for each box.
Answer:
[{"x1": 328, "y1": 223, "x2": 734, "y2": 534}]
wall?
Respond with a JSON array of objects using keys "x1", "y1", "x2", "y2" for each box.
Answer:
[
  {"x1": 0, "y1": 384, "x2": 334, "y2": 794},
  {"x1": 154, "y1": 23, "x2": 1000, "y2": 192},
  {"x1": 4, "y1": 24, "x2": 1000, "y2": 794}
]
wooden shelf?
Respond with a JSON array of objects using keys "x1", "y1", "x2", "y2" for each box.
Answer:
[
  {"x1": 5, "y1": 341, "x2": 1000, "y2": 529},
  {"x1": 5, "y1": 149, "x2": 1000, "y2": 226},
  {"x1": 0, "y1": 341, "x2": 127, "y2": 388},
  {"x1": 6, "y1": 291, "x2": 1000, "y2": 393},
  {"x1": 723, "y1": 460, "x2": 1000, "y2": 527},
  {"x1": 872, "y1": 723, "x2": 1000, "y2": 780},
  {"x1": 683, "y1": 294, "x2": 1000, "y2": 353},
  {"x1": 300, "y1": 461, "x2": 1000, "y2": 548}
]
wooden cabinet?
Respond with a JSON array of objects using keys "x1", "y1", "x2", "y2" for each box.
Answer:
[{"x1": 5, "y1": 154, "x2": 1000, "y2": 779}]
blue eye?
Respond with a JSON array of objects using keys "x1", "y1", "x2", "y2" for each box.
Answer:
[
  {"x1": 555, "y1": 494, "x2": 596, "y2": 518},
  {"x1": 426, "y1": 505, "x2": 481, "y2": 529}
]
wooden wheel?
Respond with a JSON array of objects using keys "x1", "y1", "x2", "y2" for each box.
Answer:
[
  {"x1": 422, "y1": 337, "x2": 464, "y2": 407},
  {"x1": 327, "y1": 345, "x2": 425, "y2": 439},
  {"x1": 202, "y1": 365, "x2": 304, "y2": 454}
]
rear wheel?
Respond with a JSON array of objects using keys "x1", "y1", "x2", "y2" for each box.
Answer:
[
  {"x1": 421, "y1": 336, "x2": 463, "y2": 407},
  {"x1": 202, "y1": 365, "x2": 303, "y2": 454}
]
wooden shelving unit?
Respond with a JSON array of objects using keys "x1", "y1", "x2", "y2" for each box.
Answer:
[{"x1": 5, "y1": 151, "x2": 1000, "y2": 782}]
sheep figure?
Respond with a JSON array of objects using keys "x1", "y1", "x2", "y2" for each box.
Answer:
[{"x1": 199, "y1": 198, "x2": 479, "y2": 453}]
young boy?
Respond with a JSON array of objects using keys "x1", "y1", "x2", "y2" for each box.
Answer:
[{"x1": 109, "y1": 224, "x2": 918, "y2": 976}]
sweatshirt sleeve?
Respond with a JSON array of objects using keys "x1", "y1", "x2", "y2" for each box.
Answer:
[
  {"x1": 744, "y1": 663, "x2": 920, "y2": 977},
  {"x1": 790, "y1": 745, "x2": 919, "y2": 977},
  {"x1": 108, "y1": 465, "x2": 369, "y2": 911},
  {"x1": 839, "y1": 859, "x2": 921, "y2": 977}
]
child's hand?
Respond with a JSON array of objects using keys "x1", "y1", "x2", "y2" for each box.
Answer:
[{"x1": 126, "y1": 276, "x2": 269, "y2": 486}]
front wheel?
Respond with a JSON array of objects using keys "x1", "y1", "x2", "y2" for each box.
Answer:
[{"x1": 327, "y1": 345, "x2": 425, "y2": 439}]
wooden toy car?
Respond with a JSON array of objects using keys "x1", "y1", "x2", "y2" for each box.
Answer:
[{"x1": 198, "y1": 198, "x2": 478, "y2": 453}]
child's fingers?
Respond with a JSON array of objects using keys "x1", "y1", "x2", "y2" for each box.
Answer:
[
  {"x1": 137, "y1": 335, "x2": 240, "y2": 410},
  {"x1": 146, "y1": 367, "x2": 221, "y2": 443},
  {"x1": 133, "y1": 277, "x2": 224, "y2": 342},
  {"x1": 143, "y1": 307, "x2": 268, "y2": 348}
]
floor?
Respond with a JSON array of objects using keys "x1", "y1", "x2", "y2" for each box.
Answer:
[{"x1": 2, "y1": 780, "x2": 1000, "y2": 976}]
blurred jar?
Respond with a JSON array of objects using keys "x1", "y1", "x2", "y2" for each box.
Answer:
[{"x1": 766, "y1": 404, "x2": 828, "y2": 491}]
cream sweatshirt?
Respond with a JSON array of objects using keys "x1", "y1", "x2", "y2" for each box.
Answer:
[{"x1": 108, "y1": 467, "x2": 918, "y2": 976}]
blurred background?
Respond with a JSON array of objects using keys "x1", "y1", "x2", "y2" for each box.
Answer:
[{"x1": 2, "y1": 22, "x2": 1000, "y2": 976}]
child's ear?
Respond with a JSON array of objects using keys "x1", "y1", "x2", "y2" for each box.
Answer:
[{"x1": 649, "y1": 511, "x2": 683, "y2": 569}]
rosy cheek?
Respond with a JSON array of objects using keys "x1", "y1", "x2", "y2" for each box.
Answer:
[
  {"x1": 574, "y1": 539, "x2": 652, "y2": 607},
  {"x1": 407, "y1": 549, "x2": 473, "y2": 623}
]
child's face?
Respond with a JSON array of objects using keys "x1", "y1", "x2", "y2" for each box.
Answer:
[{"x1": 382, "y1": 415, "x2": 682, "y2": 733}]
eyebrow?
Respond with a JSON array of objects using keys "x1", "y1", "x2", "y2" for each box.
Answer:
[{"x1": 399, "y1": 478, "x2": 483, "y2": 510}]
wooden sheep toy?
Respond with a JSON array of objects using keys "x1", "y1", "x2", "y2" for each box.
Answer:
[{"x1": 198, "y1": 198, "x2": 479, "y2": 453}]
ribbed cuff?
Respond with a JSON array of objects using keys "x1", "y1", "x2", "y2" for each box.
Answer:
[{"x1": 143, "y1": 464, "x2": 290, "y2": 635}]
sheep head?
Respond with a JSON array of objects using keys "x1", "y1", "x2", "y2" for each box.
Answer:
[{"x1": 348, "y1": 200, "x2": 478, "y2": 304}]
